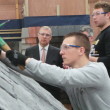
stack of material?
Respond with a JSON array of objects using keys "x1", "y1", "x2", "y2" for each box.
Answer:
[{"x1": 0, "y1": 59, "x2": 67, "y2": 110}]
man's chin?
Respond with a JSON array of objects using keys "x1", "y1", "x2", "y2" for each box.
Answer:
[{"x1": 63, "y1": 62, "x2": 69, "y2": 66}]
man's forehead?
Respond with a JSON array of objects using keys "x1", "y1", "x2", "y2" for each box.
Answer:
[
  {"x1": 63, "y1": 37, "x2": 75, "y2": 44},
  {"x1": 40, "y1": 29, "x2": 48, "y2": 32},
  {"x1": 93, "y1": 8, "x2": 103, "y2": 13}
]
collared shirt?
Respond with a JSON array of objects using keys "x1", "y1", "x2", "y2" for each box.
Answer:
[{"x1": 39, "y1": 44, "x2": 49, "y2": 61}]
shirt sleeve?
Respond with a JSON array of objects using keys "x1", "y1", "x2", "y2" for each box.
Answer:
[
  {"x1": 0, "y1": 37, "x2": 6, "y2": 47},
  {"x1": 25, "y1": 58, "x2": 107, "y2": 89}
]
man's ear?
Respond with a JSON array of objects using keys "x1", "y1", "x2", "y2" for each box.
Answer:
[
  {"x1": 50, "y1": 36, "x2": 52, "y2": 40},
  {"x1": 107, "y1": 12, "x2": 110, "y2": 19},
  {"x1": 108, "y1": 12, "x2": 110, "y2": 15},
  {"x1": 79, "y1": 47, "x2": 85, "y2": 55}
]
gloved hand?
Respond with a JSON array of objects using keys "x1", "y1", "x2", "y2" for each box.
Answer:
[{"x1": 6, "y1": 50, "x2": 28, "y2": 66}]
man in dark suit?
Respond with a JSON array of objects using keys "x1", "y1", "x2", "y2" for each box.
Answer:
[
  {"x1": 25, "y1": 44, "x2": 62, "y2": 67},
  {"x1": 25, "y1": 26, "x2": 63, "y2": 100}
]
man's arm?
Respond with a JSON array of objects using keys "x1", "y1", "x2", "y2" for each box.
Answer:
[
  {"x1": 1, "y1": 50, "x2": 106, "y2": 88},
  {"x1": 0, "y1": 37, "x2": 11, "y2": 51}
]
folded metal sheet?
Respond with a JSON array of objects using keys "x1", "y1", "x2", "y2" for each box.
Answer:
[{"x1": 0, "y1": 59, "x2": 67, "y2": 110}]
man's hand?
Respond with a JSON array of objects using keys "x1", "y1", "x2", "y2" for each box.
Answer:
[
  {"x1": 0, "y1": 49, "x2": 6, "y2": 59},
  {"x1": 6, "y1": 50, "x2": 27, "y2": 66}
]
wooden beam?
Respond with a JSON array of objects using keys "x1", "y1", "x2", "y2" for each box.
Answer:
[
  {"x1": 85, "y1": 0, "x2": 90, "y2": 14},
  {"x1": 16, "y1": 0, "x2": 19, "y2": 19},
  {"x1": 23, "y1": 0, "x2": 29, "y2": 16},
  {"x1": 56, "y1": 5, "x2": 60, "y2": 16}
]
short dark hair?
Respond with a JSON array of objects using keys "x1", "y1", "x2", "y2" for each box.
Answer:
[
  {"x1": 94, "y1": 1, "x2": 110, "y2": 12},
  {"x1": 64, "y1": 32, "x2": 91, "y2": 58}
]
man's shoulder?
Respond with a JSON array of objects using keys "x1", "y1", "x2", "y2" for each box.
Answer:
[
  {"x1": 26, "y1": 45, "x2": 38, "y2": 50},
  {"x1": 87, "y1": 62, "x2": 107, "y2": 74},
  {"x1": 89, "y1": 62, "x2": 105, "y2": 68},
  {"x1": 49, "y1": 45, "x2": 60, "y2": 51},
  {"x1": 103, "y1": 26, "x2": 110, "y2": 34}
]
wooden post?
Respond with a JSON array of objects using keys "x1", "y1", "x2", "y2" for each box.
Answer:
[
  {"x1": 57, "y1": 5, "x2": 60, "y2": 16},
  {"x1": 85, "y1": 0, "x2": 90, "y2": 14},
  {"x1": 23, "y1": 0, "x2": 29, "y2": 16},
  {"x1": 16, "y1": 0, "x2": 19, "y2": 19}
]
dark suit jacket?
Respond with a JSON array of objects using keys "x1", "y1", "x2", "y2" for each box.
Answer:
[{"x1": 25, "y1": 45, "x2": 63, "y2": 100}]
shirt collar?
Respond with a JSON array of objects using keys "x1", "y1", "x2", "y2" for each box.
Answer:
[{"x1": 39, "y1": 44, "x2": 49, "y2": 51}]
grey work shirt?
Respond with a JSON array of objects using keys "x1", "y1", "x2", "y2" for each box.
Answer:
[{"x1": 26, "y1": 58, "x2": 110, "y2": 110}]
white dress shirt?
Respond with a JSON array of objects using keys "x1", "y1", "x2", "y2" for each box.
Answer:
[{"x1": 39, "y1": 44, "x2": 49, "y2": 61}]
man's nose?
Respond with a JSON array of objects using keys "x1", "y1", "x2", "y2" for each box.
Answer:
[
  {"x1": 92, "y1": 15, "x2": 97, "y2": 19},
  {"x1": 60, "y1": 50, "x2": 63, "y2": 55}
]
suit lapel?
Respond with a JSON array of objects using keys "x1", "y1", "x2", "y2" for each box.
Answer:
[
  {"x1": 46, "y1": 45, "x2": 53, "y2": 63},
  {"x1": 34, "y1": 46, "x2": 40, "y2": 60}
]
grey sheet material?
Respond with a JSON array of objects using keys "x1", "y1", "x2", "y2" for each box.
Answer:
[{"x1": 0, "y1": 59, "x2": 67, "y2": 110}]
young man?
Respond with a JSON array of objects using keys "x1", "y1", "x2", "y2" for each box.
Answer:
[
  {"x1": 89, "y1": 1, "x2": 110, "y2": 76},
  {"x1": 3, "y1": 32, "x2": 110, "y2": 110}
]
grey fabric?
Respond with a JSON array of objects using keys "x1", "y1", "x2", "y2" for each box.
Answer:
[
  {"x1": 26, "y1": 58, "x2": 110, "y2": 110},
  {"x1": 0, "y1": 59, "x2": 67, "y2": 110}
]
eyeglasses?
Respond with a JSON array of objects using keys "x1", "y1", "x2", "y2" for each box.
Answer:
[
  {"x1": 60, "y1": 44, "x2": 80, "y2": 50},
  {"x1": 39, "y1": 33, "x2": 51, "y2": 37},
  {"x1": 91, "y1": 12, "x2": 108, "y2": 17}
]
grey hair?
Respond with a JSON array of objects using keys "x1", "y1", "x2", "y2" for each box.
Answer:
[
  {"x1": 80, "y1": 26, "x2": 93, "y2": 37},
  {"x1": 39, "y1": 26, "x2": 52, "y2": 35}
]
